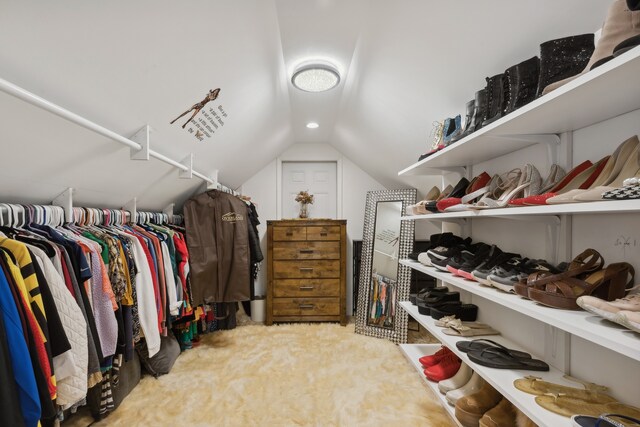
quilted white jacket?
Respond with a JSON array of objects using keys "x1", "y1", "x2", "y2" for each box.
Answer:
[{"x1": 30, "y1": 245, "x2": 88, "y2": 409}]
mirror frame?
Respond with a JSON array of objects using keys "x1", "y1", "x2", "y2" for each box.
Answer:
[{"x1": 355, "y1": 188, "x2": 416, "y2": 344}]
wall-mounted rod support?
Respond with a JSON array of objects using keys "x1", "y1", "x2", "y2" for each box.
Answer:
[{"x1": 52, "y1": 187, "x2": 74, "y2": 223}]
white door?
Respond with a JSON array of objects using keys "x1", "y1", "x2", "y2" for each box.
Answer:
[{"x1": 282, "y1": 161, "x2": 337, "y2": 219}]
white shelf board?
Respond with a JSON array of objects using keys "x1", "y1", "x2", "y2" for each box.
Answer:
[
  {"x1": 400, "y1": 301, "x2": 571, "y2": 427},
  {"x1": 400, "y1": 259, "x2": 640, "y2": 362},
  {"x1": 399, "y1": 343, "x2": 464, "y2": 427},
  {"x1": 399, "y1": 47, "x2": 640, "y2": 176},
  {"x1": 402, "y1": 199, "x2": 640, "y2": 221}
]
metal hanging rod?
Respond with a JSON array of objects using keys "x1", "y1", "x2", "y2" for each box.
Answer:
[{"x1": 0, "y1": 76, "x2": 238, "y2": 195}]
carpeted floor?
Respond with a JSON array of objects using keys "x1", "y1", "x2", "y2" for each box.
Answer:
[{"x1": 66, "y1": 322, "x2": 453, "y2": 427}]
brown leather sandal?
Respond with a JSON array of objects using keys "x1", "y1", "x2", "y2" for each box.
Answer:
[
  {"x1": 528, "y1": 262, "x2": 634, "y2": 310},
  {"x1": 513, "y1": 249, "x2": 604, "y2": 299}
]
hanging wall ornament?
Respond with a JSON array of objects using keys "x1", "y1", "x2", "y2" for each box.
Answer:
[{"x1": 170, "y1": 87, "x2": 228, "y2": 142}]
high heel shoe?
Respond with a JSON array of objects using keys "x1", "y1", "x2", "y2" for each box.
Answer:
[
  {"x1": 514, "y1": 248, "x2": 605, "y2": 299},
  {"x1": 513, "y1": 160, "x2": 594, "y2": 205},
  {"x1": 418, "y1": 121, "x2": 445, "y2": 161},
  {"x1": 437, "y1": 172, "x2": 491, "y2": 212},
  {"x1": 423, "y1": 184, "x2": 454, "y2": 213},
  {"x1": 408, "y1": 186, "x2": 440, "y2": 215},
  {"x1": 470, "y1": 169, "x2": 532, "y2": 209},
  {"x1": 528, "y1": 262, "x2": 634, "y2": 310}
]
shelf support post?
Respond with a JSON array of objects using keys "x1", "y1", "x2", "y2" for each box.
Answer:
[
  {"x1": 130, "y1": 125, "x2": 150, "y2": 160},
  {"x1": 544, "y1": 325, "x2": 571, "y2": 374},
  {"x1": 52, "y1": 187, "x2": 74, "y2": 223},
  {"x1": 206, "y1": 169, "x2": 219, "y2": 190},
  {"x1": 497, "y1": 134, "x2": 561, "y2": 165}
]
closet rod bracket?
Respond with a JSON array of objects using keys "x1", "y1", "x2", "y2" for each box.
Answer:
[
  {"x1": 122, "y1": 198, "x2": 137, "y2": 223},
  {"x1": 52, "y1": 187, "x2": 74, "y2": 223},
  {"x1": 206, "y1": 170, "x2": 219, "y2": 190},
  {"x1": 163, "y1": 203, "x2": 175, "y2": 217},
  {"x1": 130, "y1": 125, "x2": 151, "y2": 160},
  {"x1": 179, "y1": 154, "x2": 193, "y2": 179}
]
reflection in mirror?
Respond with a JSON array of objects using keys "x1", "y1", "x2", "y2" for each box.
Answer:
[
  {"x1": 367, "y1": 201, "x2": 402, "y2": 328},
  {"x1": 355, "y1": 188, "x2": 416, "y2": 344}
]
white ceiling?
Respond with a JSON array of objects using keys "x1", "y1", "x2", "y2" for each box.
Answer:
[{"x1": 0, "y1": 0, "x2": 610, "y2": 209}]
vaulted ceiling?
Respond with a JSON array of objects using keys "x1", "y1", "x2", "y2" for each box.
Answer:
[{"x1": 0, "y1": 0, "x2": 609, "y2": 210}]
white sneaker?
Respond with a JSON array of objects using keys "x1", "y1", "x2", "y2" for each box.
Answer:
[
  {"x1": 417, "y1": 252, "x2": 432, "y2": 266},
  {"x1": 445, "y1": 371, "x2": 484, "y2": 406},
  {"x1": 438, "y1": 362, "x2": 473, "y2": 394}
]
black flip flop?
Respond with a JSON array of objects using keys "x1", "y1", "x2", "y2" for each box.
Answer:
[
  {"x1": 468, "y1": 347, "x2": 549, "y2": 371},
  {"x1": 455, "y1": 338, "x2": 531, "y2": 359}
]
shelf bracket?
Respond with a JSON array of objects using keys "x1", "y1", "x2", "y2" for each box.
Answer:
[
  {"x1": 492, "y1": 214, "x2": 561, "y2": 226},
  {"x1": 544, "y1": 325, "x2": 571, "y2": 373},
  {"x1": 122, "y1": 198, "x2": 137, "y2": 224},
  {"x1": 206, "y1": 169, "x2": 219, "y2": 190},
  {"x1": 52, "y1": 187, "x2": 74, "y2": 223},
  {"x1": 130, "y1": 125, "x2": 151, "y2": 160},
  {"x1": 179, "y1": 153, "x2": 193, "y2": 179},
  {"x1": 498, "y1": 133, "x2": 561, "y2": 165},
  {"x1": 439, "y1": 166, "x2": 467, "y2": 177}
]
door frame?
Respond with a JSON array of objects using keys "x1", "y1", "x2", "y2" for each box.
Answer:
[{"x1": 276, "y1": 158, "x2": 343, "y2": 220}]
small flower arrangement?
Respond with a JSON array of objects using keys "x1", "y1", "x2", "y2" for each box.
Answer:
[{"x1": 295, "y1": 190, "x2": 314, "y2": 205}]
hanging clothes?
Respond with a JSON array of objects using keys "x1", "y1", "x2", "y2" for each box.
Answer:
[{"x1": 183, "y1": 190, "x2": 251, "y2": 304}]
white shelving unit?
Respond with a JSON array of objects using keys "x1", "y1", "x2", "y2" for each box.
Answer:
[
  {"x1": 400, "y1": 259, "x2": 640, "y2": 362},
  {"x1": 401, "y1": 199, "x2": 640, "y2": 221},
  {"x1": 398, "y1": 47, "x2": 640, "y2": 176},
  {"x1": 396, "y1": 45, "x2": 640, "y2": 423},
  {"x1": 398, "y1": 343, "x2": 464, "y2": 427},
  {"x1": 400, "y1": 302, "x2": 571, "y2": 427}
]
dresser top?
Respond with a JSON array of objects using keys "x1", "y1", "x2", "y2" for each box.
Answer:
[{"x1": 267, "y1": 219, "x2": 347, "y2": 226}]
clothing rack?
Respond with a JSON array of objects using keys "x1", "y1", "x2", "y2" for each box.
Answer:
[
  {"x1": 0, "y1": 76, "x2": 237, "y2": 193},
  {"x1": 0, "y1": 203, "x2": 183, "y2": 227}
]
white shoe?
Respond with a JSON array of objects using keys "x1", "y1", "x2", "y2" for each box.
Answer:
[
  {"x1": 417, "y1": 252, "x2": 432, "y2": 266},
  {"x1": 445, "y1": 371, "x2": 484, "y2": 406},
  {"x1": 438, "y1": 362, "x2": 473, "y2": 394}
]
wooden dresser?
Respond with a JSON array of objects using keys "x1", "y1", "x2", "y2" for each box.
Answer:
[{"x1": 266, "y1": 219, "x2": 347, "y2": 326}]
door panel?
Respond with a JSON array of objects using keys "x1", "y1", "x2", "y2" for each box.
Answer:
[{"x1": 282, "y1": 161, "x2": 337, "y2": 219}]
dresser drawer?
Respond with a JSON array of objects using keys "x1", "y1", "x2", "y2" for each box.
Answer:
[
  {"x1": 272, "y1": 297, "x2": 340, "y2": 316},
  {"x1": 273, "y1": 226, "x2": 306, "y2": 241},
  {"x1": 306, "y1": 226, "x2": 341, "y2": 241},
  {"x1": 272, "y1": 260, "x2": 340, "y2": 279},
  {"x1": 272, "y1": 241, "x2": 340, "y2": 260},
  {"x1": 272, "y1": 279, "x2": 340, "y2": 297}
]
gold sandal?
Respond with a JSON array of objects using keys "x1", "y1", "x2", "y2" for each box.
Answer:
[
  {"x1": 535, "y1": 394, "x2": 640, "y2": 418},
  {"x1": 513, "y1": 375, "x2": 615, "y2": 403}
]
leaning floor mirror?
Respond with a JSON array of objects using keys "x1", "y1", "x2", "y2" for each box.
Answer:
[{"x1": 355, "y1": 189, "x2": 416, "y2": 344}]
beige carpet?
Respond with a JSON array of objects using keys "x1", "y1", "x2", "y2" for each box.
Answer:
[{"x1": 67, "y1": 323, "x2": 453, "y2": 427}]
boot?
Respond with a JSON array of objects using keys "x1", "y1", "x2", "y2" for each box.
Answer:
[
  {"x1": 481, "y1": 74, "x2": 504, "y2": 127},
  {"x1": 442, "y1": 114, "x2": 462, "y2": 146},
  {"x1": 536, "y1": 33, "x2": 594, "y2": 97},
  {"x1": 613, "y1": 0, "x2": 640, "y2": 56},
  {"x1": 503, "y1": 56, "x2": 540, "y2": 115},
  {"x1": 470, "y1": 88, "x2": 488, "y2": 133},
  {"x1": 450, "y1": 99, "x2": 475, "y2": 143},
  {"x1": 543, "y1": 0, "x2": 640, "y2": 94}
]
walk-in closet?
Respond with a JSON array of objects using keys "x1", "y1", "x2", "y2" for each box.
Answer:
[{"x1": 1, "y1": 1, "x2": 639, "y2": 426}]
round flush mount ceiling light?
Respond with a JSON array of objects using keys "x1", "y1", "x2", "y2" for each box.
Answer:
[
  {"x1": 306, "y1": 122, "x2": 319, "y2": 129},
  {"x1": 292, "y1": 64, "x2": 340, "y2": 92}
]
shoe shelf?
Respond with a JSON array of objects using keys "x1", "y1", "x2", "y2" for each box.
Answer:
[
  {"x1": 401, "y1": 199, "x2": 640, "y2": 221},
  {"x1": 399, "y1": 259, "x2": 640, "y2": 362},
  {"x1": 399, "y1": 343, "x2": 465, "y2": 427},
  {"x1": 400, "y1": 301, "x2": 572, "y2": 427},
  {"x1": 398, "y1": 47, "x2": 640, "y2": 176}
]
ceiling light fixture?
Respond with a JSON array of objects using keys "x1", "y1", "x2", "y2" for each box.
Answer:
[
  {"x1": 306, "y1": 122, "x2": 319, "y2": 129},
  {"x1": 292, "y1": 63, "x2": 340, "y2": 92}
]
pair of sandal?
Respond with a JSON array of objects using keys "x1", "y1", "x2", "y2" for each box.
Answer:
[
  {"x1": 434, "y1": 315, "x2": 499, "y2": 337},
  {"x1": 514, "y1": 375, "x2": 640, "y2": 420},
  {"x1": 515, "y1": 249, "x2": 635, "y2": 310},
  {"x1": 455, "y1": 339, "x2": 549, "y2": 371}
]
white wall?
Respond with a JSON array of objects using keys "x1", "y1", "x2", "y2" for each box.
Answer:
[{"x1": 240, "y1": 142, "x2": 387, "y2": 315}]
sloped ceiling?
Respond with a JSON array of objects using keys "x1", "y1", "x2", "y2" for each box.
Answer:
[{"x1": 0, "y1": 0, "x2": 609, "y2": 209}]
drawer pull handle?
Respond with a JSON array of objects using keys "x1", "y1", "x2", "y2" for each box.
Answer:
[
  {"x1": 299, "y1": 286, "x2": 315, "y2": 290},
  {"x1": 320, "y1": 232, "x2": 328, "y2": 236},
  {"x1": 299, "y1": 267, "x2": 314, "y2": 272},
  {"x1": 299, "y1": 304, "x2": 315, "y2": 309},
  {"x1": 299, "y1": 250, "x2": 314, "y2": 254},
  {"x1": 286, "y1": 232, "x2": 294, "y2": 236}
]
